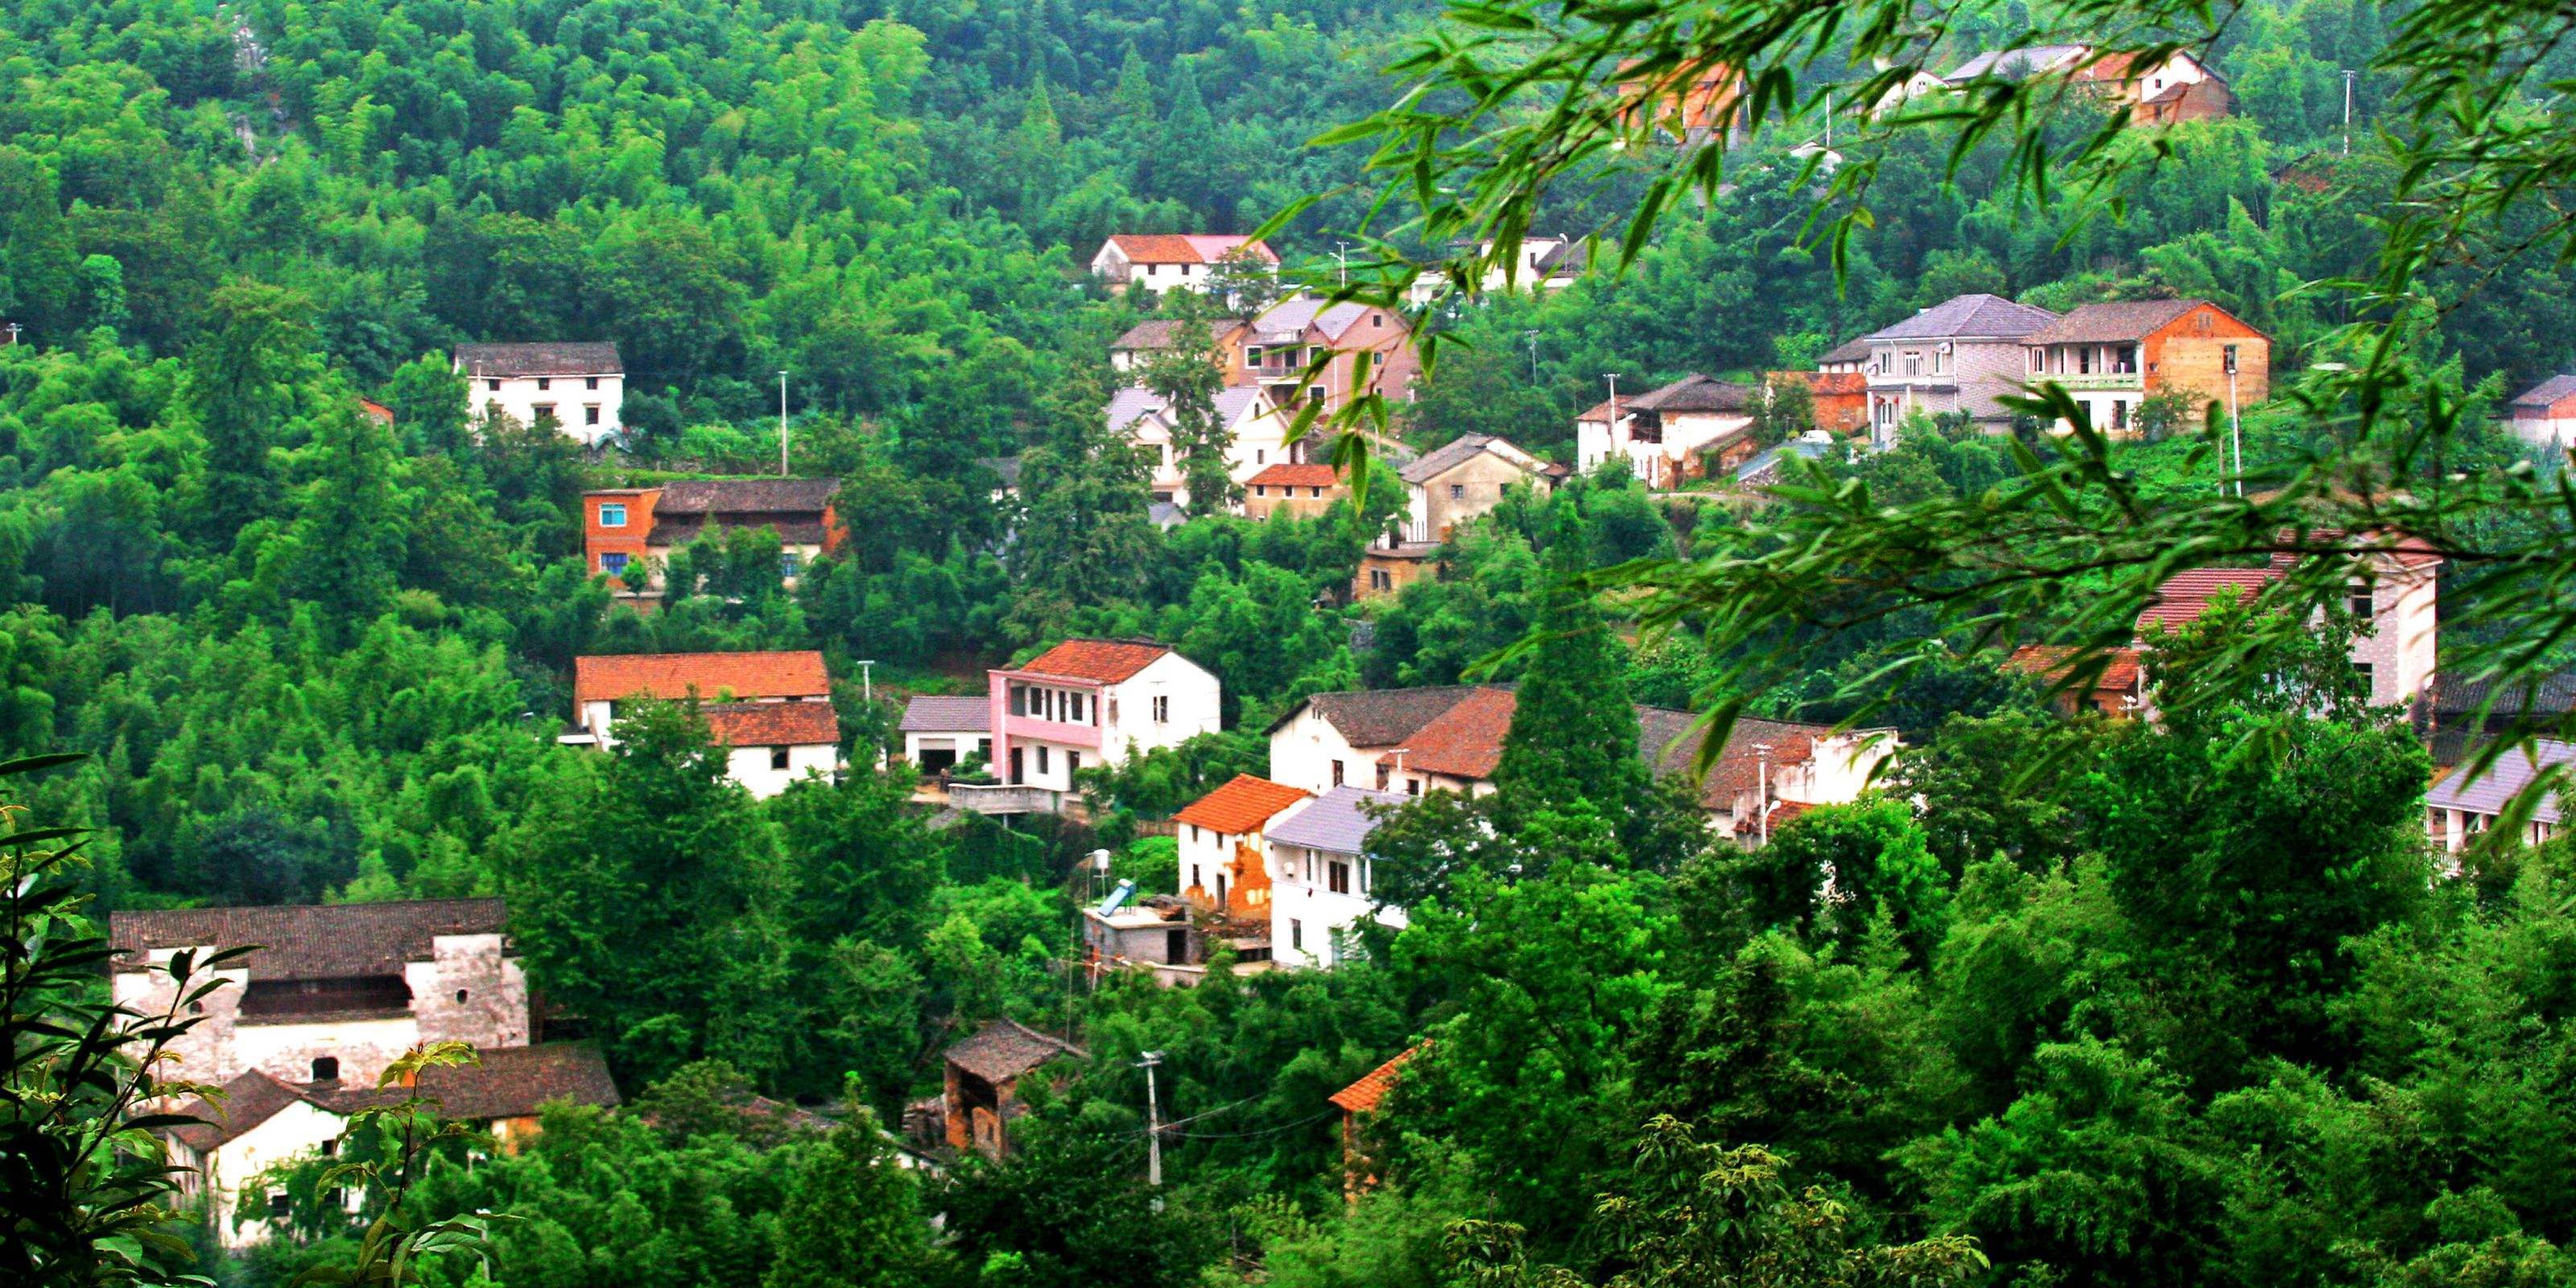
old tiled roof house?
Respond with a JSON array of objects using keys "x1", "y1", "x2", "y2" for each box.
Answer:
[{"x1": 583, "y1": 477, "x2": 846, "y2": 607}]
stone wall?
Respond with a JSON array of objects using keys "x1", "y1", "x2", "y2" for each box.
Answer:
[{"x1": 408, "y1": 932, "x2": 531, "y2": 1053}]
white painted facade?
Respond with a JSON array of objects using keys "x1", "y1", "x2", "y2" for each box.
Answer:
[
  {"x1": 1269, "y1": 846, "x2": 1406, "y2": 969},
  {"x1": 1575, "y1": 405, "x2": 1755, "y2": 482},
  {"x1": 1266, "y1": 708, "x2": 1379, "y2": 797},
  {"x1": 723, "y1": 741, "x2": 840, "y2": 799},
  {"x1": 994, "y1": 650, "x2": 1222, "y2": 792},
  {"x1": 1109, "y1": 387, "x2": 1295, "y2": 511},
  {"x1": 455, "y1": 366, "x2": 623, "y2": 446},
  {"x1": 187, "y1": 1096, "x2": 358, "y2": 1250}
]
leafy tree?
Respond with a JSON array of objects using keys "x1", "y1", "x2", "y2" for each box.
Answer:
[
  {"x1": 1493, "y1": 506, "x2": 1646, "y2": 824},
  {"x1": 765, "y1": 1108, "x2": 939, "y2": 1288}
]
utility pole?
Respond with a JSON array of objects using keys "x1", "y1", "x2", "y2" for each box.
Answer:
[
  {"x1": 1753, "y1": 743, "x2": 1773, "y2": 846},
  {"x1": 3, "y1": 323, "x2": 20, "y2": 346},
  {"x1": 777, "y1": 370, "x2": 790, "y2": 477},
  {"x1": 2341, "y1": 70, "x2": 2358, "y2": 155},
  {"x1": 1137, "y1": 1051, "x2": 1166, "y2": 1208},
  {"x1": 2225, "y1": 345, "x2": 2243, "y2": 497},
  {"x1": 1525, "y1": 330, "x2": 1540, "y2": 383},
  {"x1": 856, "y1": 658, "x2": 876, "y2": 704},
  {"x1": 1334, "y1": 242, "x2": 1349, "y2": 288}
]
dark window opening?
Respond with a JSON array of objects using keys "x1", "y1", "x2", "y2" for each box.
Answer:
[
  {"x1": 310, "y1": 1056, "x2": 339, "y2": 1083},
  {"x1": 454, "y1": 989, "x2": 469, "y2": 1005},
  {"x1": 770, "y1": 746, "x2": 790, "y2": 770},
  {"x1": 1166, "y1": 928, "x2": 1189, "y2": 962}
]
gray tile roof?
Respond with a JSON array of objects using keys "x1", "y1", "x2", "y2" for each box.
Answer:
[
  {"x1": 2427, "y1": 738, "x2": 2576, "y2": 824},
  {"x1": 1628, "y1": 374, "x2": 1758, "y2": 414},
  {"x1": 112, "y1": 898, "x2": 508, "y2": 984},
  {"x1": 1397, "y1": 433, "x2": 1545, "y2": 485},
  {"x1": 946, "y1": 1018, "x2": 1085, "y2": 1084},
  {"x1": 1945, "y1": 44, "x2": 2090, "y2": 82},
  {"x1": 653, "y1": 477, "x2": 840, "y2": 515},
  {"x1": 1734, "y1": 437, "x2": 1831, "y2": 484},
  {"x1": 901, "y1": 695, "x2": 991, "y2": 734},
  {"x1": 1818, "y1": 337, "x2": 1873, "y2": 365},
  {"x1": 1268, "y1": 786, "x2": 1410, "y2": 854},
  {"x1": 2514, "y1": 374, "x2": 2576, "y2": 408},
  {"x1": 1271, "y1": 685, "x2": 1486, "y2": 743},
  {"x1": 2021, "y1": 299, "x2": 2207, "y2": 346},
  {"x1": 452, "y1": 342, "x2": 623, "y2": 377},
  {"x1": 1867, "y1": 293, "x2": 2059, "y2": 342}
]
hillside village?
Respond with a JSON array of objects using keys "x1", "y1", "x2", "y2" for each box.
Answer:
[{"x1": 14, "y1": 2, "x2": 2576, "y2": 1286}]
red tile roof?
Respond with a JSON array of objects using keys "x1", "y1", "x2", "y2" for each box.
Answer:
[
  {"x1": 1173, "y1": 774, "x2": 1311, "y2": 836},
  {"x1": 1247, "y1": 463, "x2": 1344, "y2": 489},
  {"x1": 1330, "y1": 1042, "x2": 1426, "y2": 1113},
  {"x1": 1105, "y1": 234, "x2": 1277, "y2": 265},
  {"x1": 1013, "y1": 638, "x2": 1173, "y2": 684},
  {"x1": 2006, "y1": 645, "x2": 2144, "y2": 693},
  {"x1": 702, "y1": 701, "x2": 840, "y2": 747},
  {"x1": 2134, "y1": 568, "x2": 2280, "y2": 634},
  {"x1": 1378, "y1": 687, "x2": 1520, "y2": 780},
  {"x1": 574, "y1": 651, "x2": 830, "y2": 706}
]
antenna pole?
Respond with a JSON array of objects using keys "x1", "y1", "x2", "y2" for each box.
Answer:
[
  {"x1": 777, "y1": 369, "x2": 790, "y2": 477},
  {"x1": 2341, "y1": 70, "x2": 2357, "y2": 155}
]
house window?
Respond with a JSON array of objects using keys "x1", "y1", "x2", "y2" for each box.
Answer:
[
  {"x1": 1376, "y1": 764, "x2": 1392, "y2": 790},
  {"x1": 2029, "y1": 348, "x2": 2044, "y2": 373},
  {"x1": 1310, "y1": 487, "x2": 1323, "y2": 497},
  {"x1": 1256, "y1": 449, "x2": 1266, "y2": 464},
  {"x1": 537, "y1": 377, "x2": 551, "y2": 390},
  {"x1": 1328, "y1": 861, "x2": 1352, "y2": 894},
  {"x1": 780, "y1": 552, "x2": 802, "y2": 579},
  {"x1": 2348, "y1": 579, "x2": 2375, "y2": 617},
  {"x1": 1167, "y1": 927, "x2": 1188, "y2": 961},
  {"x1": 320, "y1": 1137, "x2": 337, "y2": 1157},
  {"x1": 586, "y1": 376, "x2": 601, "y2": 390},
  {"x1": 487, "y1": 378, "x2": 501, "y2": 392},
  {"x1": 1406, "y1": 778, "x2": 1420, "y2": 797},
  {"x1": 1153, "y1": 696, "x2": 1170, "y2": 722},
  {"x1": 1037, "y1": 745, "x2": 1050, "y2": 774},
  {"x1": 600, "y1": 502, "x2": 627, "y2": 527},
  {"x1": 1192, "y1": 826, "x2": 1203, "y2": 844},
  {"x1": 1255, "y1": 485, "x2": 1267, "y2": 497},
  {"x1": 270, "y1": 1193, "x2": 292, "y2": 1218},
  {"x1": 1245, "y1": 345, "x2": 1263, "y2": 369},
  {"x1": 2112, "y1": 399, "x2": 2130, "y2": 431},
  {"x1": 455, "y1": 989, "x2": 469, "y2": 1005},
  {"x1": 1449, "y1": 484, "x2": 1465, "y2": 500},
  {"x1": 1331, "y1": 760, "x2": 1344, "y2": 786},
  {"x1": 533, "y1": 403, "x2": 555, "y2": 422},
  {"x1": 1069, "y1": 749, "x2": 1081, "y2": 774},
  {"x1": 770, "y1": 746, "x2": 790, "y2": 770},
  {"x1": 1904, "y1": 351, "x2": 1922, "y2": 375},
  {"x1": 311, "y1": 1057, "x2": 339, "y2": 1082},
  {"x1": 1290, "y1": 919, "x2": 1303, "y2": 951},
  {"x1": 2353, "y1": 662, "x2": 2375, "y2": 690},
  {"x1": 1009, "y1": 685, "x2": 1027, "y2": 716},
  {"x1": 585, "y1": 405, "x2": 601, "y2": 425},
  {"x1": 1371, "y1": 314, "x2": 1383, "y2": 326}
]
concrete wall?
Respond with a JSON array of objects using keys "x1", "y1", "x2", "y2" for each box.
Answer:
[
  {"x1": 722, "y1": 741, "x2": 839, "y2": 798},
  {"x1": 233, "y1": 1015, "x2": 421, "y2": 1089},
  {"x1": 1415, "y1": 452, "x2": 1546, "y2": 542},
  {"x1": 407, "y1": 932, "x2": 530, "y2": 1053},
  {"x1": 1269, "y1": 710, "x2": 1381, "y2": 796},
  {"x1": 114, "y1": 956, "x2": 250, "y2": 1086},
  {"x1": 205, "y1": 1097, "x2": 353, "y2": 1249},
  {"x1": 1101, "y1": 652, "x2": 1222, "y2": 764},
  {"x1": 1269, "y1": 842, "x2": 1407, "y2": 969}
]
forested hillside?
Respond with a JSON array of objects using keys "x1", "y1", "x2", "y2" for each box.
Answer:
[{"x1": 6, "y1": 0, "x2": 2576, "y2": 1285}]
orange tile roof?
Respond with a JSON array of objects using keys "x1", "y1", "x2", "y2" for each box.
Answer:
[
  {"x1": 2135, "y1": 568, "x2": 2280, "y2": 634},
  {"x1": 2006, "y1": 645, "x2": 2143, "y2": 693},
  {"x1": 1378, "y1": 687, "x2": 1519, "y2": 780},
  {"x1": 1246, "y1": 463, "x2": 1344, "y2": 489},
  {"x1": 1330, "y1": 1042, "x2": 1426, "y2": 1113},
  {"x1": 701, "y1": 701, "x2": 840, "y2": 747},
  {"x1": 574, "y1": 651, "x2": 830, "y2": 706},
  {"x1": 1014, "y1": 638, "x2": 1173, "y2": 684},
  {"x1": 1106, "y1": 234, "x2": 1276, "y2": 265},
  {"x1": 1173, "y1": 774, "x2": 1311, "y2": 836}
]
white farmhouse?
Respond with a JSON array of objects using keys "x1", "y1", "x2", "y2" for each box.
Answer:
[
  {"x1": 1265, "y1": 785, "x2": 1411, "y2": 968},
  {"x1": 1090, "y1": 234, "x2": 1278, "y2": 297},
  {"x1": 452, "y1": 342, "x2": 625, "y2": 446},
  {"x1": 564, "y1": 650, "x2": 840, "y2": 797},
  {"x1": 1106, "y1": 385, "x2": 1297, "y2": 512},
  {"x1": 989, "y1": 639, "x2": 1220, "y2": 796}
]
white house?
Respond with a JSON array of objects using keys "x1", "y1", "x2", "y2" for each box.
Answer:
[
  {"x1": 898, "y1": 695, "x2": 992, "y2": 776},
  {"x1": 1403, "y1": 236, "x2": 1591, "y2": 303},
  {"x1": 1265, "y1": 785, "x2": 1411, "y2": 968},
  {"x1": 1106, "y1": 385, "x2": 1295, "y2": 512},
  {"x1": 452, "y1": 342, "x2": 625, "y2": 446},
  {"x1": 989, "y1": 639, "x2": 1220, "y2": 796},
  {"x1": 1171, "y1": 773, "x2": 1312, "y2": 916},
  {"x1": 1265, "y1": 686, "x2": 1496, "y2": 795},
  {"x1": 110, "y1": 899, "x2": 617, "y2": 1249},
  {"x1": 564, "y1": 651, "x2": 840, "y2": 796},
  {"x1": 1575, "y1": 373, "x2": 1761, "y2": 489},
  {"x1": 1090, "y1": 235, "x2": 1278, "y2": 297},
  {"x1": 2508, "y1": 374, "x2": 2576, "y2": 450}
]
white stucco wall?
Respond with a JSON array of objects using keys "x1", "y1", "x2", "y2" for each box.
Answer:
[
  {"x1": 1100, "y1": 653, "x2": 1222, "y2": 763},
  {"x1": 459, "y1": 369, "x2": 624, "y2": 446},
  {"x1": 1269, "y1": 842, "x2": 1406, "y2": 969},
  {"x1": 231, "y1": 1016, "x2": 423, "y2": 1089},
  {"x1": 1267, "y1": 710, "x2": 1381, "y2": 796},
  {"x1": 205, "y1": 1098, "x2": 353, "y2": 1249},
  {"x1": 722, "y1": 741, "x2": 839, "y2": 799}
]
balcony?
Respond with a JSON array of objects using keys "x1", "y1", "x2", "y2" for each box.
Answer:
[
  {"x1": 2044, "y1": 369, "x2": 2144, "y2": 392},
  {"x1": 947, "y1": 782, "x2": 1071, "y2": 816}
]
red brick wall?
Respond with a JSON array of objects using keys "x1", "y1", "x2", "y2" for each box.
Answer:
[{"x1": 584, "y1": 489, "x2": 658, "y2": 588}]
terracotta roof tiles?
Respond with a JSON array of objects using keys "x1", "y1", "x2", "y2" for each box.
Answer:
[
  {"x1": 1173, "y1": 774, "x2": 1312, "y2": 836},
  {"x1": 573, "y1": 651, "x2": 830, "y2": 707},
  {"x1": 1377, "y1": 687, "x2": 1519, "y2": 779},
  {"x1": 2134, "y1": 568, "x2": 2281, "y2": 633},
  {"x1": 1247, "y1": 463, "x2": 1344, "y2": 489},
  {"x1": 1013, "y1": 638, "x2": 1173, "y2": 684},
  {"x1": 701, "y1": 701, "x2": 840, "y2": 747},
  {"x1": 1329, "y1": 1042, "x2": 1426, "y2": 1113}
]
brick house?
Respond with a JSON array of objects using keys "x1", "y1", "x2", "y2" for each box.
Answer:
[
  {"x1": 2508, "y1": 374, "x2": 2576, "y2": 449},
  {"x1": 2137, "y1": 74, "x2": 2235, "y2": 125},
  {"x1": 2005, "y1": 645, "x2": 2149, "y2": 716},
  {"x1": 1575, "y1": 374, "x2": 1761, "y2": 489},
  {"x1": 566, "y1": 651, "x2": 839, "y2": 796},
  {"x1": 1232, "y1": 295, "x2": 1422, "y2": 416},
  {"x1": 1358, "y1": 434, "x2": 1556, "y2": 601},
  {"x1": 1244, "y1": 462, "x2": 1348, "y2": 520},
  {"x1": 943, "y1": 1018, "x2": 1085, "y2": 1158},
  {"x1": 112, "y1": 899, "x2": 615, "y2": 1246},
  {"x1": 452, "y1": 342, "x2": 624, "y2": 446},
  {"x1": 1090, "y1": 235, "x2": 1278, "y2": 298},
  {"x1": 583, "y1": 478, "x2": 844, "y2": 607},
  {"x1": 1328, "y1": 1043, "x2": 1425, "y2": 1199},
  {"x1": 2134, "y1": 537, "x2": 2443, "y2": 711},
  {"x1": 1110, "y1": 316, "x2": 1249, "y2": 379},
  {"x1": 986, "y1": 638, "x2": 1222, "y2": 799},
  {"x1": 2021, "y1": 299, "x2": 2270, "y2": 435},
  {"x1": 1864, "y1": 293, "x2": 2062, "y2": 440},
  {"x1": 1763, "y1": 370, "x2": 1870, "y2": 435},
  {"x1": 1106, "y1": 386, "x2": 1296, "y2": 511}
]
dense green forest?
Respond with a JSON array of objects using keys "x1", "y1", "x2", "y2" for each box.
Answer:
[{"x1": 6, "y1": 0, "x2": 2576, "y2": 1284}]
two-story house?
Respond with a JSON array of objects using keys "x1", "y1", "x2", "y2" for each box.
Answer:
[
  {"x1": 565, "y1": 651, "x2": 840, "y2": 797},
  {"x1": 2021, "y1": 299, "x2": 2269, "y2": 434},
  {"x1": 1106, "y1": 386, "x2": 1297, "y2": 511},
  {"x1": 113, "y1": 899, "x2": 617, "y2": 1247},
  {"x1": 1266, "y1": 786, "x2": 1412, "y2": 968},
  {"x1": 1942, "y1": 45, "x2": 2227, "y2": 123},
  {"x1": 986, "y1": 638, "x2": 1222, "y2": 797},
  {"x1": 2425, "y1": 738, "x2": 2576, "y2": 855},
  {"x1": 2135, "y1": 536, "x2": 2443, "y2": 711},
  {"x1": 452, "y1": 342, "x2": 625, "y2": 445},
  {"x1": 583, "y1": 478, "x2": 844, "y2": 607},
  {"x1": 1109, "y1": 316, "x2": 1251, "y2": 379},
  {"x1": 1357, "y1": 434, "x2": 1557, "y2": 599},
  {"x1": 1403, "y1": 236, "x2": 1591, "y2": 303},
  {"x1": 1090, "y1": 235, "x2": 1278, "y2": 297},
  {"x1": 1863, "y1": 293, "x2": 2062, "y2": 441},
  {"x1": 1231, "y1": 295, "x2": 1422, "y2": 415},
  {"x1": 1174, "y1": 773, "x2": 1313, "y2": 920},
  {"x1": 1245, "y1": 463, "x2": 1348, "y2": 520},
  {"x1": 1575, "y1": 374, "x2": 1762, "y2": 488}
]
